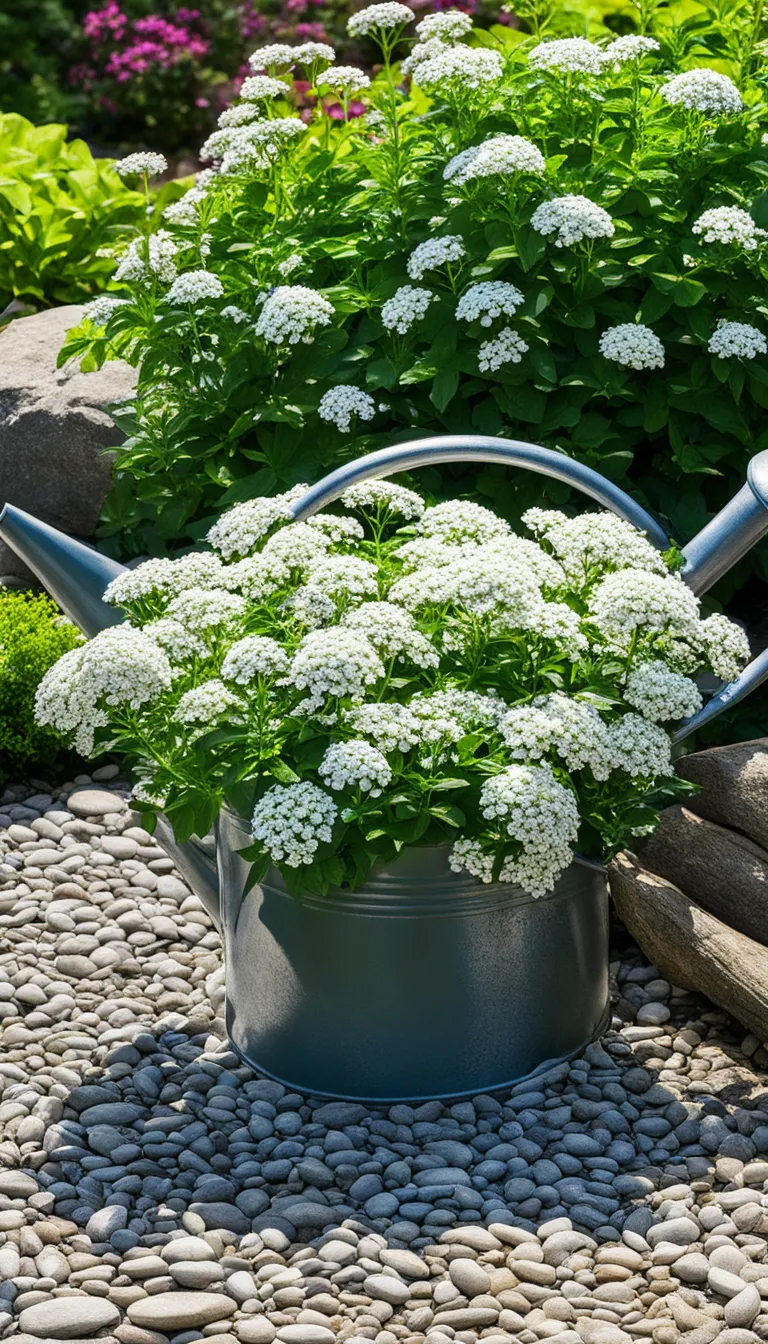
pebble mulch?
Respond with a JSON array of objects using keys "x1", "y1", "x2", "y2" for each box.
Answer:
[{"x1": 0, "y1": 773, "x2": 766, "y2": 1344}]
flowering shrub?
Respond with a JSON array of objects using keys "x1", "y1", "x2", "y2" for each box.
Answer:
[
  {"x1": 61, "y1": 3, "x2": 768, "y2": 588},
  {"x1": 34, "y1": 485, "x2": 748, "y2": 896},
  {"x1": 0, "y1": 591, "x2": 83, "y2": 785}
]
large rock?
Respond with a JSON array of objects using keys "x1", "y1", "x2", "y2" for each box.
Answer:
[
  {"x1": 640, "y1": 805, "x2": 768, "y2": 946},
  {"x1": 0, "y1": 304, "x2": 137, "y2": 579},
  {"x1": 676, "y1": 739, "x2": 768, "y2": 850},
  {"x1": 609, "y1": 852, "x2": 768, "y2": 1041}
]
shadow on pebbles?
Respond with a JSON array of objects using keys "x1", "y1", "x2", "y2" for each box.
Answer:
[{"x1": 0, "y1": 773, "x2": 766, "y2": 1344}]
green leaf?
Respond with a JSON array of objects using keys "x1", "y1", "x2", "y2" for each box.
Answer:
[{"x1": 430, "y1": 367, "x2": 459, "y2": 412}]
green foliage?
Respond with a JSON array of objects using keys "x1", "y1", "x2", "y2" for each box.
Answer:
[
  {"x1": 0, "y1": 0, "x2": 83, "y2": 127},
  {"x1": 0, "y1": 114, "x2": 190, "y2": 317},
  {"x1": 0, "y1": 590, "x2": 83, "y2": 785}
]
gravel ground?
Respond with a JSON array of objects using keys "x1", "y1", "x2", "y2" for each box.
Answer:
[{"x1": 0, "y1": 774, "x2": 767, "y2": 1344}]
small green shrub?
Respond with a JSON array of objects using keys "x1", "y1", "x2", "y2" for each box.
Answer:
[
  {"x1": 0, "y1": 590, "x2": 84, "y2": 784},
  {"x1": 0, "y1": 114, "x2": 147, "y2": 315}
]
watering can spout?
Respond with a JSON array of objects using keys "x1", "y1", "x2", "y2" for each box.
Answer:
[
  {"x1": 152, "y1": 817, "x2": 221, "y2": 926},
  {"x1": 681, "y1": 450, "x2": 768, "y2": 595},
  {"x1": 0, "y1": 504, "x2": 126, "y2": 637}
]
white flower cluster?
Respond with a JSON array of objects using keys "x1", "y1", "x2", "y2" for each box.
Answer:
[
  {"x1": 202, "y1": 119, "x2": 306, "y2": 174},
  {"x1": 143, "y1": 618, "x2": 207, "y2": 663},
  {"x1": 420, "y1": 499, "x2": 509, "y2": 544},
  {"x1": 286, "y1": 628, "x2": 384, "y2": 711},
  {"x1": 402, "y1": 37, "x2": 452, "y2": 75},
  {"x1": 456, "y1": 282, "x2": 524, "y2": 326},
  {"x1": 381, "y1": 285, "x2": 436, "y2": 335},
  {"x1": 115, "y1": 152, "x2": 167, "y2": 178},
  {"x1": 261, "y1": 522, "x2": 331, "y2": 574},
  {"x1": 341, "y1": 480, "x2": 426, "y2": 519},
  {"x1": 173, "y1": 679, "x2": 244, "y2": 727},
  {"x1": 661, "y1": 68, "x2": 743, "y2": 116},
  {"x1": 278, "y1": 253, "x2": 303, "y2": 276},
  {"x1": 407, "y1": 235, "x2": 465, "y2": 281},
  {"x1": 599, "y1": 323, "x2": 665, "y2": 370},
  {"x1": 500, "y1": 693, "x2": 614, "y2": 778},
  {"x1": 318, "y1": 385, "x2": 376, "y2": 431},
  {"x1": 529, "y1": 37, "x2": 604, "y2": 75},
  {"x1": 589, "y1": 568, "x2": 700, "y2": 649},
  {"x1": 415, "y1": 10, "x2": 473, "y2": 39},
  {"x1": 319, "y1": 739, "x2": 392, "y2": 794},
  {"x1": 166, "y1": 587, "x2": 246, "y2": 633},
  {"x1": 525, "y1": 602, "x2": 588, "y2": 658},
  {"x1": 83, "y1": 295, "x2": 126, "y2": 328},
  {"x1": 218, "y1": 103, "x2": 260, "y2": 128},
  {"x1": 531, "y1": 195, "x2": 615, "y2": 248},
  {"x1": 410, "y1": 688, "x2": 502, "y2": 744},
  {"x1": 347, "y1": 2, "x2": 415, "y2": 35},
  {"x1": 239, "y1": 75, "x2": 290, "y2": 101},
  {"x1": 255, "y1": 286, "x2": 334, "y2": 347},
  {"x1": 221, "y1": 635, "x2": 290, "y2": 684},
  {"x1": 412, "y1": 46, "x2": 504, "y2": 92},
  {"x1": 692, "y1": 206, "x2": 766, "y2": 250},
  {"x1": 164, "y1": 270, "x2": 224, "y2": 306},
  {"x1": 624, "y1": 660, "x2": 702, "y2": 723},
  {"x1": 114, "y1": 230, "x2": 178, "y2": 286},
  {"x1": 316, "y1": 65, "x2": 371, "y2": 95},
  {"x1": 457, "y1": 762, "x2": 580, "y2": 897},
  {"x1": 296, "y1": 41, "x2": 337, "y2": 64},
  {"x1": 478, "y1": 327, "x2": 529, "y2": 372},
  {"x1": 305, "y1": 554, "x2": 379, "y2": 600},
  {"x1": 444, "y1": 135, "x2": 545, "y2": 185},
  {"x1": 105, "y1": 552, "x2": 228, "y2": 608},
  {"x1": 522, "y1": 508, "x2": 668, "y2": 581},
  {"x1": 307, "y1": 513, "x2": 365, "y2": 542},
  {"x1": 34, "y1": 626, "x2": 172, "y2": 756},
  {"x1": 602, "y1": 35, "x2": 659, "y2": 67},
  {"x1": 345, "y1": 702, "x2": 419, "y2": 753},
  {"x1": 342, "y1": 601, "x2": 439, "y2": 667},
  {"x1": 708, "y1": 321, "x2": 767, "y2": 359},
  {"x1": 251, "y1": 782, "x2": 338, "y2": 867},
  {"x1": 607, "y1": 712, "x2": 672, "y2": 779},
  {"x1": 284, "y1": 586, "x2": 336, "y2": 629},
  {"x1": 698, "y1": 613, "x2": 750, "y2": 681},
  {"x1": 207, "y1": 486, "x2": 308, "y2": 558},
  {"x1": 249, "y1": 43, "x2": 302, "y2": 70}
]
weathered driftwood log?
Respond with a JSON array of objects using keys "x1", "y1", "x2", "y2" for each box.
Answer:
[
  {"x1": 676, "y1": 738, "x2": 768, "y2": 850},
  {"x1": 609, "y1": 852, "x2": 768, "y2": 1042},
  {"x1": 639, "y1": 805, "x2": 768, "y2": 947}
]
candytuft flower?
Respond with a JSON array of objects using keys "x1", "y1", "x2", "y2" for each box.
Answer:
[
  {"x1": 249, "y1": 43, "x2": 301, "y2": 70},
  {"x1": 624, "y1": 660, "x2": 703, "y2": 723},
  {"x1": 529, "y1": 37, "x2": 604, "y2": 75},
  {"x1": 415, "y1": 10, "x2": 473, "y2": 40},
  {"x1": 708, "y1": 321, "x2": 768, "y2": 359},
  {"x1": 256, "y1": 286, "x2": 334, "y2": 346},
  {"x1": 599, "y1": 323, "x2": 665, "y2": 370},
  {"x1": 164, "y1": 270, "x2": 224, "y2": 305},
  {"x1": 239, "y1": 75, "x2": 290, "y2": 101},
  {"x1": 692, "y1": 206, "x2": 766, "y2": 250},
  {"x1": 478, "y1": 328, "x2": 529, "y2": 372},
  {"x1": 115, "y1": 151, "x2": 167, "y2": 179},
  {"x1": 531, "y1": 195, "x2": 614, "y2": 248},
  {"x1": 603, "y1": 34, "x2": 659, "y2": 67},
  {"x1": 318, "y1": 385, "x2": 376, "y2": 431},
  {"x1": 456, "y1": 282, "x2": 524, "y2": 326},
  {"x1": 316, "y1": 65, "x2": 371, "y2": 96},
  {"x1": 444, "y1": 135, "x2": 545, "y2": 184},
  {"x1": 347, "y1": 2, "x2": 415, "y2": 36},
  {"x1": 341, "y1": 480, "x2": 426, "y2": 519},
  {"x1": 661, "y1": 68, "x2": 743, "y2": 115},
  {"x1": 252, "y1": 782, "x2": 338, "y2": 866},
  {"x1": 407, "y1": 235, "x2": 465, "y2": 280},
  {"x1": 381, "y1": 285, "x2": 436, "y2": 334},
  {"x1": 412, "y1": 45, "x2": 504, "y2": 92},
  {"x1": 320, "y1": 739, "x2": 392, "y2": 794}
]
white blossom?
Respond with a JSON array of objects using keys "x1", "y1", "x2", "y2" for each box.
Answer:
[
  {"x1": 261, "y1": 522, "x2": 331, "y2": 572},
  {"x1": 341, "y1": 480, "x2": 426, "y2": 519},
  {"x1": 256, "y1": 286, "x2": 334, "y2": 346},
  {"x1": 410, "y1": 688, "x2": 503, "y2": 743},
  {"x1": 599, "y1": 323, "x2": 665, "y2": 370},
  {"x1": 478, "y1": 327, "x2": 529, "y2": 372},
  {"x1": 347, "y1": 3, "x2": 415, "y2": 36},
  {"x1": 318, "y1": 385, "x2": 377, "y2": 431},
  {"x1": 419, "y1": 499, "x2": 509, "y2": 544},
  {"x1": 207, "y1": 486, "x2": 309, "y2": 558},
  {"x1": 607, "y1": 712, "x2": 673, "y2": 778},
  {"x1": 221, "y1": 556, "x2": 288, "y2": 600},
  {"x1": 164, "y1": 270, "x2": 224, "y2": 305},
  {"x1": 295, "y1": 41, "x2": 336, "y2": 65},
  {"x1": 306, "y1": 554, "x2": 379, "y2": 600},
  {"x1": 692, "y1": 206, "x2": 765, "y2": 250},
  {"x1": 531, "y1": 195, "x2": 614, "y2": 247},
  {"x1": 499, "y1": 693, "x2": 614, "y2": 778},
  {"x1": 341, "y1": 601, "x2": 440, "y2": 667},
  {"x1": 143, "y1": 618, "x2": 208, "y2": 663},
  {"x1": 392, "y1": 551, "x2": 542, "y2": 624},
  {"x1": 444, "y1": 134, "x2": 545, "y2": 184},
  {"x1": 346, "y1": 701, "x2": 421, "y2": 752},
  {"x1": 34, "y1": 626, "x2": 172, "y2": 756},
  {"x1": 589, "y1": 569, "x2": 700, "y2": 648},
  {"x1": 251, "y1": 782, "x2": 338, "y2": 867},
  {"x1": 306, "y1": 513, "x2": 365, "y2": 543},
  {"x1": 105, "y1": 552, "x2": 231, "y2": 609},
  {"x1": 529, "y1": 37, "x2": 604, "y2": 75},
  {"x1": 407, "y1": 235, "x2": 465, "y2": 281},
  {"x1": 114, "y1": 230, "x2": 178, "y2": 286},
  {"x1": 624, "y1": 659, "x2": 703, "y2": 723},
  {"x1": 319, "y1": 739, "x2": 392, "y2": 794},
  {"x1": 697, "y1": 613, "x2": 750, "y2": 681},
  {"x1": 278, "y1": 253, "x2": 303, "y2": 276},
  {"x1": 708, "y1": 321, "x2": 767, "y2": 359},
  {"x1": 286, "y1": 628, "x2": 385, "y2": 710},
  {"x1": 202, "y1": 119, "x2": 306, "y2": 173},
  {"x1": 464, "y1": 762, "x2": 580, "y2": 897},
  {"x1": 522, "y1": 602, "x2": 588, "y2": 657},
  {"x1": 661, "y1": 68, "x2": 743, "y2": 116},
  {"x1": 249, "y1": 43, "x2": 302, "y2": 70},
  {"x1": 239, "y1": 74, "x2": 290, "y2": 101},
  {"x1": 221, "y1": 635, "x2": 290, "y2": 684},
  {"x1": 415, "y1": 10, "x2": 473, "y2": 40},
  {"x1": 83, "y1": 295, "x2": 127, "y2": 328},
  {"x1": 115, "y1": 151, "x2": 167, "y2": 178},
  {"x1": 381, "y1": 285, "x2": 436, "y2": 334},
  {"x1": 221, "y1": 305, "x2": 250, "y2": 324},
  {"x1": 166, "y1": 586, "x2": 247, "y2": 632},
  {"x1": 218, "y1": 102, "x2": 261, "y2": 127},
  {"x1": 522, "y1": 508, "x2": 669, "y2": 581},
  {"x1": 173, "y1": 679, "x2": 245, "y2": 727},
  {"x1": 316, "y1": 65, "x2": 371, "y2": 95},
  {"x1": 402, "y1": 37, "x2": 459, "y2": 75},
  {"x1": 412, "y1": 45, "x2": 504, "y2": 92},
  {"x1": 456, "y1": 281, "x2": 524, "y2": 326},
  {"x1": 284, "y1": 586, "x2": 337, "y2": 629},
  {"x1": 603, "y1": 34, "x2": 659, "y2": 67}
]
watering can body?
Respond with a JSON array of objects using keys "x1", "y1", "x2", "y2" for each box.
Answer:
[{"x1": 3, "y1": 434, "x2": 768, "y2": 1096}]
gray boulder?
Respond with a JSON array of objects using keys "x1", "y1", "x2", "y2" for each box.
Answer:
[{"x1": 0, "y1": 304, "x2": 137, "y2": 580}]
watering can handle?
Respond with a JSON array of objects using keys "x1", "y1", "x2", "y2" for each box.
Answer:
[{"x1": 290, "y1": 434, "x2": 671, "y2": 549}]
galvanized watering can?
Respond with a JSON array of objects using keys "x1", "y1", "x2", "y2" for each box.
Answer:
[{"x1": 3, "y1": 434, "x2": 768, "y2": 1101}]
